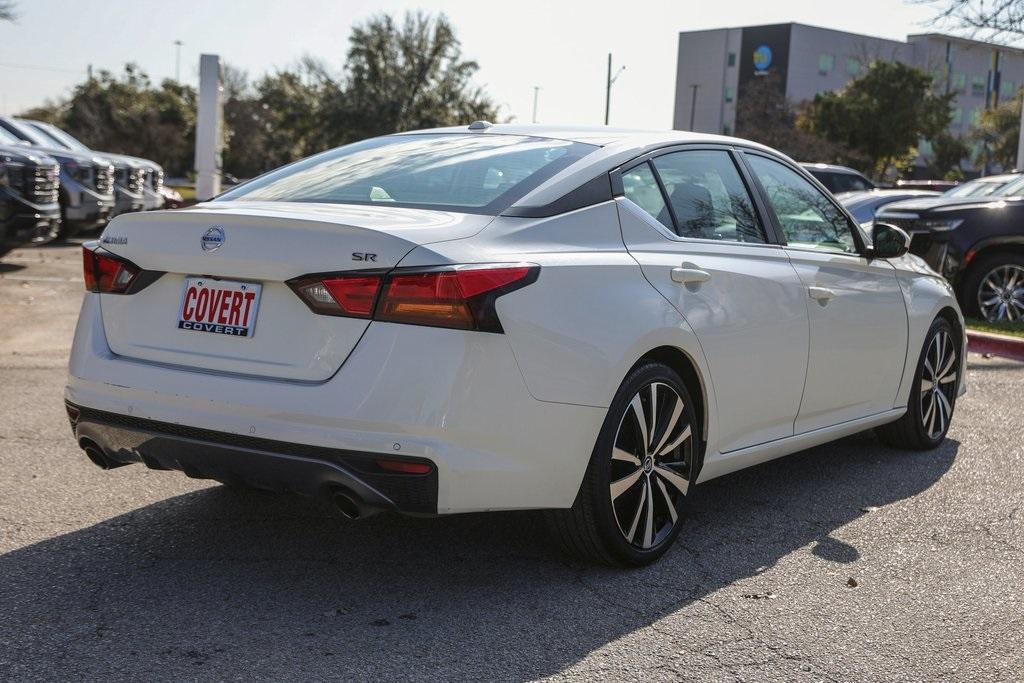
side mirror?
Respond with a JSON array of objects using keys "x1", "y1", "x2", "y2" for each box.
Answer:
[{"x1": 869, "y1": 222, "x2": 911, "y2": 259}]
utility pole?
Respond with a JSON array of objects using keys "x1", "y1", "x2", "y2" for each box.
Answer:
[
  {"x1": 604, "y1": 53, "x2": 625, "y2": 125},
  {"x1": 532, "y1": 86, "x2": 541, "y2": 123},
  {"x1": 174, "y1": 40, "x2": 184, "y2": 82},
  {"x1": 688, "y1": 84, "x2": 700, "y2": 131}
]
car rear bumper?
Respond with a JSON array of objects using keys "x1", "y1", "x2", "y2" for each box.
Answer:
[
  {"x1": 67, "y1": 402, "x2": 437, "y2": 514},
  {"x1": 65, "y1": 293, "x2": 606, "y2": 514}
]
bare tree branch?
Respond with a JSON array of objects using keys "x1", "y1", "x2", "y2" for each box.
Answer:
[{"x1": 918, "y1": 0, "x2": 1024, "y2": 41}]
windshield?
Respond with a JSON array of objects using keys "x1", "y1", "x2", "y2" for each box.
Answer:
[
  {"x1": 0, "y1": 126, "x2": 22, "y2": 146},
  {"x1": 26, "y1": 121, "x2": 90, "y2": 152},
  {"x1": 944, "y1": 177, "x2": 1013, "y2": 198},
  {"x1": 218, "y1": 133, "x2": 597, "y2": 214},
  {"x1": 991, "y1": 175, "x2": 1024, "y2": 197}
]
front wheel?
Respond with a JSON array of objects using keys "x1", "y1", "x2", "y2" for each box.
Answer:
[
  {"x1": 876, "y1": 317, "x2": 959, "y2": 450},
  {"x1": 547, "y1": 362, "x2": 698, "y2": 566}
]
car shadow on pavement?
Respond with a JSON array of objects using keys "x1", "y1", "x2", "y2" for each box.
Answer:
[
  {"x1": 0, "y1": 430, "x2": 958, "y2": 680},
  {"x1": 0, "y1": 262, "x2": 26, "y2": 274}
]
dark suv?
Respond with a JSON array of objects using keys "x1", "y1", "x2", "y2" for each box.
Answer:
[
  {"x1": 0, "y1": 139, "x2": 61, "y2": 257},
  {"x1": 877, "y1": 176, "x2": 1024, "y2": 322},
  {"x1": 800, "y1": 163, "x2": 875, "y2": 194}
]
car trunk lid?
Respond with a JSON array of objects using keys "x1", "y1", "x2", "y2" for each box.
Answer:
[{"x1": 97, "y1": 201, "x2": 493, "y2": 381}]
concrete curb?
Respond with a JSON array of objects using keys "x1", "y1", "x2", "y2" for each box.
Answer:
[{"x1": 967, "y1": 330, "x2": 1024, "y2": 363}]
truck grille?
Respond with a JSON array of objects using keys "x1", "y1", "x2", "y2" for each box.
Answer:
[
  {"x1": 129, "y1": 168, "x2": 145, "y2": 194},
  {"x1": 94, "y1": 163, "x2": 114, "y2": 195},
  {"x1": 24, "y1": 164, "x2": 59, "y2": 204}
]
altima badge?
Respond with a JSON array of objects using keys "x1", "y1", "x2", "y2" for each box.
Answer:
[{"x1": 201, "y1": 226, "x2": 225, "y2": 252}]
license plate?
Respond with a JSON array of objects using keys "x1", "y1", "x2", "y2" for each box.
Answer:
[{"x1": 178, "y1": 277, "x2": 262, "y2": 338}]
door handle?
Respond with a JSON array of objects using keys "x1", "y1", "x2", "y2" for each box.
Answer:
[
  {"x1": 671, "y1": 267, "x2": 711, "y2": 285},
  {"x1": 808, "y1": 286, "x2": 836, "y2": 305}
]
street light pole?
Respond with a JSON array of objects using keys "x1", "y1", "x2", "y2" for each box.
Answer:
[
  {"x1": 688, "y1": 84, "x2": 700, "y2": 131},
  {"x1": 604, "y1": 53, "x2": 626, "y2": 125},
  {"x1": 532, "y1": 86, "x2": 541, "y2": 123},
  {"x1": 174, "y1": 40, "x2": 184, "y2": 82}
]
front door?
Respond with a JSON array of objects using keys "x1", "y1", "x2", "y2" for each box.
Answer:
[
  {"x1": 742, "y1": 153, "x2": 908, "y2": 433},
  {"x1": 617, "y1": 148, "x2": 810, "y2": 453}
]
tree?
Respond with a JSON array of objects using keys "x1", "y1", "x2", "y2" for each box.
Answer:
[
  {"x1": 341, "y1": 12, "x2": 499, "y2": 140},
  {"x1": 968, "y1": 93, "x2": 1022, "y2": 171},
  {"x1": 925, "y1": 130, "x2": 971, "y2": 179},
  {"x1": 923, "y1": 0, "x2": 1024, "y2": 40},
  {"x1": 734, "y1": 73, "x2": 844, "y2": 163},
  {"x1": 0, "y1": 1, "x2": 15, "y2": 21},
  {"x1": 802, "y1": 61, "x2": 954, "y2": 178}
]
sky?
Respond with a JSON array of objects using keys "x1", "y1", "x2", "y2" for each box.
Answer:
[{"x1": 0, "y1": 0, "x2": 949, "y2": 129}]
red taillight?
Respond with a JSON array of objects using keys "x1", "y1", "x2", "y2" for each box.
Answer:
[
  {"x1": 290, "y1": 273, "x2": 383, "y2": 318},
  {"x1": 377, "y1": 267, "x2": 534, "y2": 331},
  {"x1": 82, "y1": 244, "x2": 140, "y2": 294},
  {"x1": 288, "y1": 264, "x2": 538, "y2": 332}
]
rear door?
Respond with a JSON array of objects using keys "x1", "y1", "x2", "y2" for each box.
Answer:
[
  {"x1": 742, "y1": 152, "x2": 908, "y2": 433},
  {"x1": 616, "y1": 147, "x2": 809, "y2": 453}
]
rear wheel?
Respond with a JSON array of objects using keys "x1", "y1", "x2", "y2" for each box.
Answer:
[
  {"x1": 547, "y1": 362, "x2": 697, "y2": 566},
  {"x1": 876, "y1": 317, "x2": 959, "y2": 450},
  {"x1": 961, "y1": 252, "x2": 1024, "y2": 322}
]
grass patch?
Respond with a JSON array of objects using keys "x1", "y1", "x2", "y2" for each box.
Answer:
[{"x1": 965, "y1": 318, "x2": 1024, "y2": 339}]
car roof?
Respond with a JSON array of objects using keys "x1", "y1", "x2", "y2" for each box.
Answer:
[{"x1": 970, "y1": 173, "x2": 1018, "y2": 183}]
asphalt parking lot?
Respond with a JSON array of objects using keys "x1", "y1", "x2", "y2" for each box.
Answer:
[{"x1": 1, "y1": 242, "x2": 1022, "y2": 682}]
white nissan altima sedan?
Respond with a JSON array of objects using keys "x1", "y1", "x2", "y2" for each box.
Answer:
[{"x1": 65, "y1": 124, "x2": 966, "y2": 566}]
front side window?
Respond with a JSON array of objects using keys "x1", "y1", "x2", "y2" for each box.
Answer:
[
  {"x1": 746, "y1": 154, "x2": 858, "y2": 254},
  {"x1": 621, "y1": 162, "x2": 672, "y2": 229},
  {"x1": 218, "y1": 134, "x2": 596, "y2": 215},
  {"x1": 652, "y1": 150, "x2": 765, "y2": 243}
]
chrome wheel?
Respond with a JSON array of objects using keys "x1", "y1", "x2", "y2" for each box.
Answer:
[
  {"x1": 978, "y1": 264, "x2": 1024, "y2": 322},
  {"x1": 609, "y1": 382, "x2": 693, "y2": 550},
  {"x1": 920, "y1": 329, "x2": 958, "y2": 440}
]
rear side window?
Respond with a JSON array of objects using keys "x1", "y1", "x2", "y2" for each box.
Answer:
[
  {"x1": 652, "y1": 150, "x2": 765, "y2": 243},
  {"x1": 218, "y1": 134, "x2": 597, "y2": 215},
  {"x1": 829, "y1": 172, "x2": 872, "y2": 193},
  {"x1": 622, "y1": 162, "x2": 673, "y2": 229}
]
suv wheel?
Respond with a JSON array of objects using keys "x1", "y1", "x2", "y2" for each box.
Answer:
[
  {"x1": 962, "y1": 252, "x2": 1024, "y2": 322},
  {"x1": 547, "y1": 362, "x2": 697, "y2": 566}
]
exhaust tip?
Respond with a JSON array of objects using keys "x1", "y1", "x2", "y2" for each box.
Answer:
[
  {"x1": 332, "y1": 490, "x2": 363, "y2": 520},
  {"x1": 79, "y1": 438, "x2": 111, "y2": 469}
]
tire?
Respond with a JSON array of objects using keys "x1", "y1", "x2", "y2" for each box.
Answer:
[
  {"x1": 547, "y1": 362, "x2": 698, "y2": 566},
  {"x1": 876, "y1": 317, "x2": 959, "y2": 450},
  {"x1": 960, "y1": 251, "x2": 1024, "y2": 322}
]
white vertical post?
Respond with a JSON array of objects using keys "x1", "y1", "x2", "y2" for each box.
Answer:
[
  {"x1": 1016, "y1": 94, "x2": 1024, "y2": 172},
  {"x1": 195, "y1": 54, "x2": 223, "y2": 201}
]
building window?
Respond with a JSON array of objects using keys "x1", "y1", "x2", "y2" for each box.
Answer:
[
  {"x1": 727, "y1": 52, "x2": 736, "y2": 67},
  {"x1": 1001, "y1": 79, "x2": 1016, "y2": 99},
  {"x1": 722, "y1": 123, "x2": 732, "y2": 136},
  {"x1": 724, "y1": 87, "x2": 734, "y2": 103},
  {"x1": 846, "y1": 58, "x2": 861, "y2": 76},
  {"x1": 919, "y1": 139, "x2": 934, "y2": 157},
  {"x1": 952, "y1": 73, "x2": 966, "y2": 92},
  {"x1": 818, "y1": 54, "x2": 834, "y2": 75},
  {"x1": 951, "y1": 108, "x2": 962, "y2": 125},
  {"x1": 972, "y1": 108, "x2": 983, "y2": 125},
  {"x1": 972, "y1": 76, "x2": 986, "y2": 97}
]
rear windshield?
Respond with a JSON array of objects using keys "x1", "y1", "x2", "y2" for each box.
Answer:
[{"x1": 218, "y1": 133, "x2": 597, "y2": 214}]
